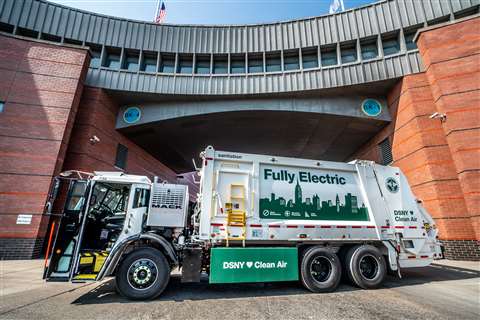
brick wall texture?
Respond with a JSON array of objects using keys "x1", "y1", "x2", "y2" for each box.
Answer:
[
  {"x1": 0, "y1": 35, "x2": 196, "y2": 259},
  {"x1": 355, "y1": 17, "x2": 479, "y2": 260},
  {"x1": 62, "y1": 86, "x2": 198, "y2": 194},
  {"x1": 441, "y1": 240, "x2": 480, "y2": 261},
  {"x1": 0, "y1": 34, "x2": 89, "y2": 259}
]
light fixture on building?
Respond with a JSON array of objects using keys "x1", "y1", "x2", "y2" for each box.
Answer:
[
  {"x1": 89, "y1": 135, "x2": 100, "y2": 144},
  {"x1": 429, "y1": 112, "x2": 447, "y2": 122}
]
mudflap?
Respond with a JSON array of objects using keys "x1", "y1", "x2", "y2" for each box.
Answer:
[{"x1": 181, "y1": 248, "x2": 203, "y2": 283}]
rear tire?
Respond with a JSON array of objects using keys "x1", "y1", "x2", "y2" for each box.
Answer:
[
  {"x1": 116, "y1": 247, "x2": 170, "y2": 300},
  {"x1": 300, "y1": 246, "x2": 342, "y2": 293},
  {"x1": 345, "y1": 245, "x2": 386, "y2": 289}
]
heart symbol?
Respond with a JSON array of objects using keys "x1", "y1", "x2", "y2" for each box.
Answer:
[{"x1": 246, "y1": 261, "x2": 253, "y2": 268}]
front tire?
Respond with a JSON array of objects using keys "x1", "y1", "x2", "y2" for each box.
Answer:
[
  {"x1": 345, "y1": 245, "x2": 386, "y2": 289},
  {"x1": 300, "y1": 246, "x2": 342, "y2": 293},
  {"x1": 116, "y1": 247, "x2": 170, "y2": 300}
]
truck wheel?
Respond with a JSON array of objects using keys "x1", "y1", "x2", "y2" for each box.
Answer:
[
  {"x1": 345, "y1": 245, "x2": 386, "y2": 289},
  {"x1": 300, "y1": 246, "x2": 342, "y2": 293},
  {"x1": 116, "y1": 247, "x2": 170, "y2": 300}
]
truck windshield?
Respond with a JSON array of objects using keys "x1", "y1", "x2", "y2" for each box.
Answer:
[{"x1": 90, "y1": 183, "x2": 127, "y2": 214}]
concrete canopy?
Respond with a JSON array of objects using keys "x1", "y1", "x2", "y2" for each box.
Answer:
[{"x1": 116, "y1": 95, "x2": 390, "y2": 173}]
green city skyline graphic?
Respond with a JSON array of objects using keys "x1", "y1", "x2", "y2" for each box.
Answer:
[{"x1": 260, "y1": 179, "x2": 369, "y2": 221}]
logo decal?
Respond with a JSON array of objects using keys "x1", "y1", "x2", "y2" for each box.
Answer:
[
  {"x1": 259, "y1": 165, "x2": 370, "y2": 221},
  {"x1": 386, "y1": 178, "x2": 399, "y2": 193},
  {"x1": 361, "y1": 99, "x2": 382, "y2": 117},
  {"x1": 123, "y1": 106, "x2": 141, "y2": 124}
]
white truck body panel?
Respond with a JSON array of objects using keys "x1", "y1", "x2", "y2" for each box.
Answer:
[{"x1": 196, "y1": 147, "x2": 441, "y2": 266}]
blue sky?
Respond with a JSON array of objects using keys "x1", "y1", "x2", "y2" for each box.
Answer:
[{"x1": 49, "y1": 0, "x2": 377, "y2": 25}]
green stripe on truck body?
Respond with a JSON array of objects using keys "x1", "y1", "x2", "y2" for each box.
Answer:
[{"x1": 209, "y1": 247, "x2": 299, "y2": 284}]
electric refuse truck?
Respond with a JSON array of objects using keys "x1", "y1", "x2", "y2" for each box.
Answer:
[{"x1": 43, "y1": 146, "x2": 442, "y2": 300}]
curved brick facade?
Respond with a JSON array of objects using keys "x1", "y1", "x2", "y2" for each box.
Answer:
[{"x1": 354, "y1": 16, "x2": 480, "y2": 260}]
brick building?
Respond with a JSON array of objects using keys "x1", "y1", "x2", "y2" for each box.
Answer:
[{"x1": 0, "y1": 0, "x2": 478, "y2": 260}]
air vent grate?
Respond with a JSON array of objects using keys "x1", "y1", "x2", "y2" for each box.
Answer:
[
  {"x1": 379, "y1": 138, "x2": 393, "y2": 165},
  {"x1": 151, "y1": 187, "x2": 185, "y2": 209},
  {"x1": 147, "y1": 183, "x2": 189, "y2": 228}
]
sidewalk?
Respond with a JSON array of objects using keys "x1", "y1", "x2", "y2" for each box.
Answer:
[
  {"x1": 0, "y1": 259, "x2": 94, "y2": 314},
  {"x1": 433, "y1": 259, "x2": 480, "y2": 272},
  {"x1": 0, "y1": 259, "x2": 47, "y2": 296}
]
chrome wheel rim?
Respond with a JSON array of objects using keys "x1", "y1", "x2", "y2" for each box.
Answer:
[{"x1": 127, "y1": 258, "x2": 158, "y2": 290}]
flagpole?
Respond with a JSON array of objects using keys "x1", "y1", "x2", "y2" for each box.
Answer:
[
  {"x1": 340, "y1": 0, "x2": 345, "y2": 11},
  {"x1": 154, "y1": 0, "x2": 160, "y2": 22}
]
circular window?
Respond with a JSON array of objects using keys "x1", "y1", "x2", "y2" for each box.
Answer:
[
  {"x1": 123, "y1": 106, "x2": 142, "y2": 124},
  {"x1": 361, "y1": 99, "x2": 382, "y2": 117}
]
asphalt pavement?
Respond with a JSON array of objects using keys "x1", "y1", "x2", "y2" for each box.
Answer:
[{"x1": 0, "y1": 259, "x2": 479, "y2": 320}]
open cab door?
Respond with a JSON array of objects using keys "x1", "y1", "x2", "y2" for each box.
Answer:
[
  {"x1": 45, "y1": 175, "x2": 134, "y2": 282},
  {"x1": 44, "y1": 179, "x2": 91, "y2": 281}
]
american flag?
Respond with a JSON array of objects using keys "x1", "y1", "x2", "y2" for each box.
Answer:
[
  {"x1": 155, "y1": 1, "x2": 166, "y2": 24},
  {"x1": 329, "y1": 0, "x2": 345, "y2": 14}
]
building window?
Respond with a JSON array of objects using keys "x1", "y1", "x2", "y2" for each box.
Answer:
[
  {"x1": 195, "y1": 55, "x2": 210, "y2": 74},
  {"x1": 341, "y1": 42, "x2": 357, "y2": 64},
  {"x1": 248, "y1": 53, "x2": 263, "y2": 73},
  {"x1": 454, "y1": 7, "x2": 479, "y2": 20},
  {"x1": 382, "y1": 33, "x2": 400, "y2": 56},
  {"x1": 427, "y1": 15, "x2": 450, "y2": 26},
  {"x1": 361, "y1": 39, "x2": 378, "y2": 60},
  {"x1": 321, "y1": 46, "x2": 337, "y2": 66},
  {"x1": 213, "y1": 55, "x2": 228, "y2": 74},
  {"x1": 302, "y1": 48, "x2": 318, "y2": 69},
  {"x1": 283, "y1": 50, "x2": 300, "y2": 71},
  {"x1": 378, "y1": 138, "x2": 393, "y2": 165},
  {"x1": 404, "y1": 26, "x2": 421, "y2": 51},
  {"x1": 115, "y1": 144, "x2": 128, "y2": 169},
  {"x1": 159, "y1": 54, "x2": 175, "y2": 73},
  {"x1": 0, "y1": 22, "x2": 14, "y2": 34},
  {"x1": 177, "y1": 55, "x2": 193, "y2": 74},
  {"x1": 64, "y1": 38, "x2": 82, "y2": 46},
  {"x1": 141, "y1": 52, "x2": 158, "y2": 73},
  {"x1": 16, "y1": 27, "x2": 38, "y2": 39},
  {"x1": 230, "y1": 54, "x2": 245, "y2": 74},
  {"x1": 266, "y1": 52, "x2": 281, "y2": 72},
  {"x1": 103, "y1": 48, "x2": 121, "y2": 69},
  {"x1": 123, "y1": 51, "x2": 139, "y2": 71},
  {"x1": 41, "y1": 33, "x2": 61, "y2": 42},
  {"x1": 88, "y1": 44, "x2": 102, "y2": 68},
  {"x1": 0, "y1": 101, "x2": 4, "y2": 113}
]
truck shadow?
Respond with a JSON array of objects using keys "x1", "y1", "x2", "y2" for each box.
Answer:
[{"x1": 71, "y1": 263, "x2": 479, "y2": 305}]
